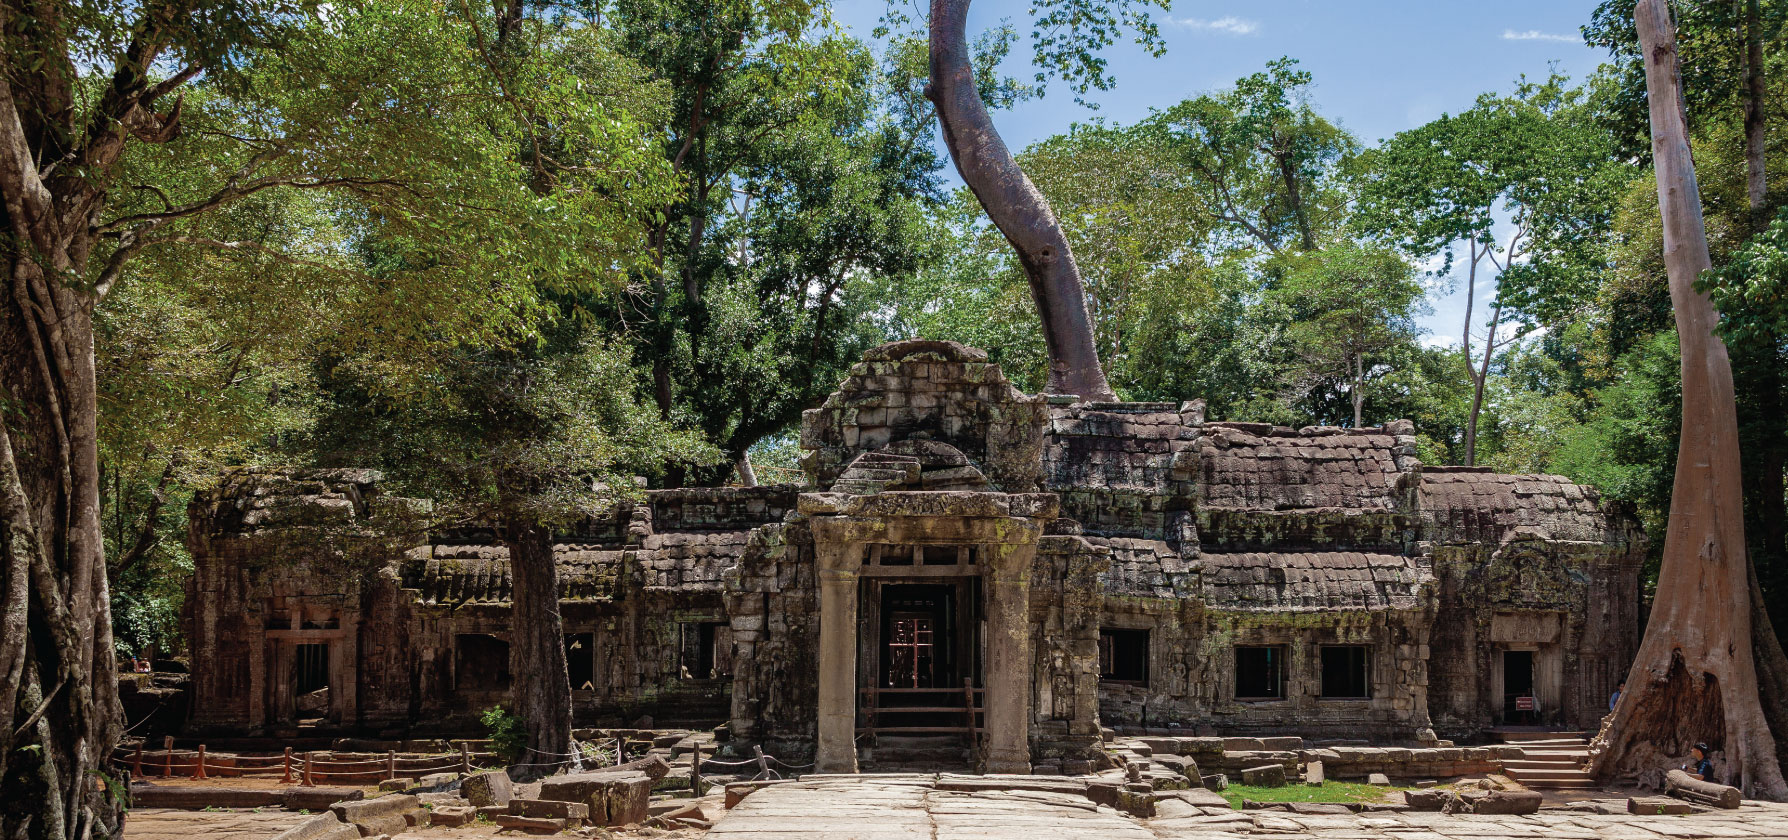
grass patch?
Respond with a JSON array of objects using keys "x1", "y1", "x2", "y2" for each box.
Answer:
[{"x1": 1220, "y1": 781, "x2": 1409, "y2": 809}]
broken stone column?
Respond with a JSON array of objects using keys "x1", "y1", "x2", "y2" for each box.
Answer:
[
  {"x1": 983, "y1": 538, "x2": 1036, "y2": 774},
  {"x1": 814, "y1": 540, "x2": 863, "y2": 773}
]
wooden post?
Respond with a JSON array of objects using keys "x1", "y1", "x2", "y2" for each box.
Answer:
[
  {"x1": 614, "y1": 737, "x2": 623, "y2": 766},
  {"x1": 754, "y1": 744, "x2": 770, "y2": 780},
  {"x1": 460, "y1": 743, "x2": 471, "y2": 775},
  {"x1": 963, "y1": 678, "x2": 975, "y2": 736},
  {"x1": 691, "y1": 744, "x2": 704, "y2": 797},
  {"x1": 131, "y1": 742, "x2": 144, "y2": 779},
  {"x1": 386, "y1": 750, "x2": 397, "y2": 782},
  {"x1": 302, "y1": 751, "x2": 315, "y2": 787},
  {"x1": 163, "y1": 736, "x2": 174, "y2": 778},
  {"x1": 193, "y1": 744, "x2": 207, "y2": 780},
  {"x1": 280, "y1": 747, "x2": 295, "y2": 784}
]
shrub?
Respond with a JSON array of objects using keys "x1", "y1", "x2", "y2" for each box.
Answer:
[{"x1": 481, "y1": 706, "x2": 527, "y2": 765}]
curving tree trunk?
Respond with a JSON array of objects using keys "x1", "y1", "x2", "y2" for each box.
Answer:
[
  {"x1": 1592, "y1": 0, "x2": 1788, "y2": 800},
  {"x1": 504, "y1": 517, "x2": 573, "y2": 778},
  {"x1": 926, "y1": 0, "x2": 1115, "y2": 401}
]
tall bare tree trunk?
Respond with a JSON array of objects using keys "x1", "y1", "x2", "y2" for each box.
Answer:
[
  {"x1": 505, "y1": 518, "x2": 572, "y2": 779},
  {"x1": 1463, "y1": 300, "x2": 1499, "y2": 466},
  {"x1": 1592, "y1": 0, "x2": 1788, "y2": 800},
  {"x1": 1743, "y1": 0, "x2": 1767, "y2": 213},
  {"x1": 926, "y1": 0, "x2": 1115, "y2": 401}
]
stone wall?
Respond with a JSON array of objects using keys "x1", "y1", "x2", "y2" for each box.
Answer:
[{"x1": 723, "y1": 521, "x2": 821, "y2": 760}]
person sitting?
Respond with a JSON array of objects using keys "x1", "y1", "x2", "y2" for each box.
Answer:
[
  {"x1": 1684, "y1": 742, "x2": 1714, "y2": 781},
  {"x1": 1609, "y1": 680, "x2": 1624, "y2": 711}
]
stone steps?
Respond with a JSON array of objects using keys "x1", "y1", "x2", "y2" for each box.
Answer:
[{"x1": 1497, "y1": 733, "x2": 1596, "y2": 789}]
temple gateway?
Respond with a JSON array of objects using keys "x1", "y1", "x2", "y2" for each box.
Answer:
[{"x1": 184, "y1": 340, "x2": 1644, "y2": 774}]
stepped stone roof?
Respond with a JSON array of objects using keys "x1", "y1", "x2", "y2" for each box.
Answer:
[
  {"x1": 1195, "y1": 423, "x2": 1410, "y2": 512},
  {"x1": 1418, "y1": 467, "x2": 1624, "y2": 545},
  {"x1": 1199, "y1": 551, "x2": 1430, "y2": 612}
]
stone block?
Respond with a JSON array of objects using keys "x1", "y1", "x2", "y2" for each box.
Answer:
[
  {"x1": 1472, "y1": 789, "x2": 1542, "y2": 815},
  {"x1": 1288, "y1": 803, "x2": 1355, "y2": 815},
  {"x1": 1304, "y1": 761, "x2": 1324, "y2": 786},
  {"x1": 270, "y1": 814, "x2": 360, "y2": 840},
  {"x1": 509, "y1": 798, "x2": 588, "y2": 820},
  {"x1": 1368, "y1": 773, "x2": 1391, "y2": 785},
  {"x1": 460, "y1": 769, "x2": 513, "y2": 807},
  {"x1": 1403, "y1": 789, "x2": 1450, "y2": 811},
  {"x1": 1182, "y1": 737, "x2": 1223, "y2": 755},
  {"x1": 1201, "y1": 773, "x2": 1227, "y2": 790},
  {"x1": 129, "y1": 786, "x2": 285, "y2": 809},
  {"x1": 429, "y1": 806, "x2": 476, "y2": 827},
  {"x1": 492, "y1": 814, "x2": 570, "y2": 834},
  {"x1": 1240, "y1": 765, "x2": 1286, "y2": 787},
  {"x1": 1260, "y1": 736, "x2": 1303, "y2": 751},
  {"x1": 348, "y1": 812, "x2": 409, "y2": 837},
  {"x1": 285, "y1": 787, "x2": 364, "y2": 812},
  {"x1": 1222, "y1": 737, "x2": 1265, "y2": 752},
  {"x1": 329, "y1": 794, "x2": 419, "y2": 826},
  {"x1": 1629, "y1": 796, "x2": 1693, "y2": 815},
  {"x1": 475, "y1": 805, "x2": 509, "y2": 820},
  {"x1": 724, "y1": 779, "x2": 793, "y2": 809}
]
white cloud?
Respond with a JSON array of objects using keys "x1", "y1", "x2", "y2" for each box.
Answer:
[
  {"x1": 1501, "y1": 29, "x2": 1578, "y2": 44},
  {"x1": 1171, "y1": 16, "x2": 1260, "y2": 36}
]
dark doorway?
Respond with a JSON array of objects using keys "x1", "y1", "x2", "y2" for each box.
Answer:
[
  {"x1": 880, "y1": 584, "x2": 957, "y2": 688},
  {"x1": 565, "y1": 633, "x2": 594, "y2": 690},
  {"x1": 456, "y1": 634, "x2": 511, "y2": 690},
  {"x1": 1504, "y1": 649, "x2": 1535, "y2": 721},
  {"x1": 292, "y1": 643, "x2": 330, "y2": 722}
]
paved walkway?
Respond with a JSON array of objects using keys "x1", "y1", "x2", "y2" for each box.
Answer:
[
  {"x1": 707, "y1": 775, "x2": 1154, "y2": 840},
  {"x1": 1148, "y1": 801, "x2": 1788, "y2": 839}
]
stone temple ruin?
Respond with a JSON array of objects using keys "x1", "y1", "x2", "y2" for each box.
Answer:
[{"x1": 184, "y1": 340, "x2": 1644, "y2": 774}]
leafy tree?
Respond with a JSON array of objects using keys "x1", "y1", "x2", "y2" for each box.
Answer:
[
  {"x1": 1270, "y1": 246, "x2": 1424, "y2": 428},
  {"x1": 607, "y1": 1, "x2": 938, "y2": 483},
  {"x1": 1356, "y1": 74, "x2": 1622, "y2": 464},
  {"x1": 1141, "y1": 57, "x2": 1358, "y2": 254},
  {"x1": 0, "y1": 1, "x2": 674, "y2": 828}
]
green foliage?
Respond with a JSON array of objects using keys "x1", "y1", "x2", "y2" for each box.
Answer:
[
  {"x1": 481, "y1": 706, "x2": 529, "y2": 765},
  {"x1": 1219, "y1": 781, "x2": 1410, "y2": 809}
]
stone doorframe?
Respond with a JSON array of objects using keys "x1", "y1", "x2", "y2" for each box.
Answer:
[{"x1": 809, "y1": 510, "x2": 1041, "y2": 774}]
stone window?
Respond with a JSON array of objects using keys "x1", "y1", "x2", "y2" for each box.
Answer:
[
  {"x1": 1234, "y1": 645, "x2": 1288, "y2": 700},
  {"x1": 1320, "y1": 645, "x2": 1371, "y2": 699},
  {"x1": 682, "y1": 622, "x2": 732, "y2": 680},
  {"x1": 455, "y1": 634, "x2": 510, "y2": 690},
  {"x1": 1099, "y1": 628, "x2": 1149, "y2": 686},
  {"x1": 565, "y1": 633, "x2": 595, "y2": 691}
]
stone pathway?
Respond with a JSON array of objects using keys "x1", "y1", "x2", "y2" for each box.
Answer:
[
  {"x1": 707, "y1": 774, "x2": 1155, "y2": 840},
  {"x1": 1147, "y1": 801, "x2": 1788, "y2": 839},
  {"x1": 125, "y1": 808, "x2": 311, "y2": 840}
]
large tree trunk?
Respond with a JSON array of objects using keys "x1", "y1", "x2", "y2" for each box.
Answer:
[
  {"x1": 504, "y1": 518, "x2": 572, "y2": 779},
  {"x1": 926, "y1": 0, "x2": 1115, "y2": 401},
  {"x1": 1742, "y1": 0, "x2": 1767, "y2": 214},
  {"x1": 1592, "y1": 0, "x2": 1788, "y2": 800},
  {"x1": 0, "y1": 254, "x2": 125, "y2": 838}
]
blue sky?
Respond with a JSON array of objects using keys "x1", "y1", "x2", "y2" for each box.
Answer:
[{"x1": 831, "y1": 0, "x2": 1615, "y2": 347}]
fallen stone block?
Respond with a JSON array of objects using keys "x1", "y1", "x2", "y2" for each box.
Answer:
[
  {"x1": 1403, "y1": 789, "x2": 1452, "y2": 811},
  {"x1": 1304, "y1": 760, "x2": 1324, "y2": 786},
  {"x1": 1241, "y1": 800, "x2": 1292, "y2": 811},
  {"x1": 1222, "y1": 737, "x2": 1265, "y2": 752},
  {"x1": 129, "y1": 786, "x2": 285, "y2": 809},
  {"x1": 1471, "y1": 789, "x2": 1542, "y2": 815},
  {"x1": 724, "y1": 778, "x2": 793, "y2": 809},
  {"x1": 329, "y1": 794, "x2": 419, "y2": 825},
  {"x1": 270, "y1": 814, "x2": 360, "y2": 840},
  {"x1": 538, "y1": 769, "x2": 653, "y2": 826},
  {"x1": 1288, "y1": 802, "x2": 1355, "y2": 814},
  {"x1": 460, "y1": 769, "x2": 513, "y2": 807},
  {"x1": 509, "y1": 798, "x2": 588, "y2": 820},
  {"x1": 1166, "y1": 788, "x2": 1231, "y2": 809},
  {"x1": 1239, "y1": 764, "x2": 1286, "y2": 787},
  {"x1": 429, "y1": 805, "x2": 477, "y2": 827},
  {"x1": 285, "y1": 787, "x2": 363, "y2": 812},
  {"x1": 1152, "y1": 754, "x2": 1200, "y2": 779},
  {"x1": 611, "y1": 753, "x2": 672, "y2": 781},
  {"x1": 1201, "y1": 773, "x2": 1227, "y2": 790},
  {"x1": 349, "y1": 812, "x2": 409, "y2": 837},
  {"x1": 377, "y1": 779, "x2": 408, "y2": 792},
  {"x1": 1367, "y1": 772, "x2": 1391, "y2": 785},
  {"x1": 492, "y1": 814, "x2": 570, "y2": 834},
  {"x1": 1260, "y1": 736, "x2": 1303, "y2": 751},
  {"x1": 1630, "y1": 796, "x2": 1693, "y2": 815},
  {"x1": 475, "y1": 805, "x2": 508, "y2": 820},
  {"x1": 1666, "y1": 769, "x2": 1742, "y2": 809}
]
